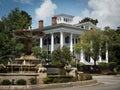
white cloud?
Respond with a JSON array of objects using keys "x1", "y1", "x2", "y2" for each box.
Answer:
[
  {"x1": 14, "y1": 0, "x2": 33, "y2": 4},
  {"x1": 88, "y1": 0, "x2": 120, "y2": 29},
  {"x1": 35, "y1": 0, "x2": 57, "y2": 22},
  {"x1": 71, "y1": 16, "x2": 81, "y2": 25},
  {"x1": 73, "y1": 0, "x2": 120, "y2": 29}
]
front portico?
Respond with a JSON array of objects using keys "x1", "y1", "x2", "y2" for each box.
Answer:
[{"x1": 40, "y1": 24, "x2": 82, "y2": 54}]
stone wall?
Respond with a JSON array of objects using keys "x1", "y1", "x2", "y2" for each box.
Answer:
[{"x1": 0, "y1": 73, "x2": 47, "y2": 85}]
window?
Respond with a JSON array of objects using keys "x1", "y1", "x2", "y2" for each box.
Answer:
[
  {"x1": 43, "y1": 39, "x2": 47, "y2": 45},
  {"x1": 65, "y1": 36, "x2": 70, "y2": 43},
  {"x1": 43, "y1": 37, "x2": 51, "y2": 45},
  {"x1": 54, "y1": 36, "x2": 60, "y2": 44},
  {"x1": 85, "y1": 55, "x2": 90, "y2": 62},
  {"x1": 101, "y1": 52, "x2": 106, "y2": 60}
]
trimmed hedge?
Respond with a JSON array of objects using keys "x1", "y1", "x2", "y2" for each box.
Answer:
[
  {"x1": 43, "y1": 75, "x2": 77, "y2": 84},
  {"x1": 29, "y1": 78, "x2": 37, "y2": 85},
  {"x1": 43, "y1": 74, "x2": 92, "y2": 84},
  {"x1": 1, "y1": 79, "x2": 11, "y2": 85},
  {"x1": 16, "y1": 79, "x2": 26, "y2": 85},
  {"x1": 79, "y1": 74, "x2": 92, "y2": 81}
]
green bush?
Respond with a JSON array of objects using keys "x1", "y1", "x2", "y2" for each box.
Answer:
[
  {"x1": 79, "y1": 74, "x2": 92, "y2": 81},
  {"x1": 43, "y1": 76, "x2": 77, "y2": 84},
  {"x1": 29, "y1": 78, "x2": 37, "y2": 85},
  {"x1": 98, "y1": 62, "x2": 108, "y2": 70},
  {"x1": 16, "y1": 79, "x2": 26, "y2": 85},
  {"x1": 70, "y1": 61, "x2": 85, "y2": 71},
  {"x1": 43, "y1": 77, "x2": 53, "y2": 84},
  {"x1": 85, "y1": 74, "x2": 92, "y2": 80},
  {"x1": 108, "y1": 62, "x2": 117, "y2": 71},
  {"x1": 1, "y1": 79, "x2": 11, "y2": 85}
]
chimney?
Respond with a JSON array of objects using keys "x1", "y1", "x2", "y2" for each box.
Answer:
[
  {"x1": 38, "y1": 20, "x2": 43, "y2": 28},
  {"x1": 52, "y1": 17, "x2": 57, "y2": 25}
]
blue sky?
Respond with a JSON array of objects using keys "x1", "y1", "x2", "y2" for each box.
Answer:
[{"x1": 0, "y1": 0, "x2": 120, "y2": 29}]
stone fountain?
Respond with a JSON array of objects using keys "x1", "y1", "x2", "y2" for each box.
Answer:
[{"x1": 0, "y1": 29, "x2": 46, "y2": 84}]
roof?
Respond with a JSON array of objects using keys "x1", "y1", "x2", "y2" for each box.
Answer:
[
  {"x1": 34, "y1": 23, "x2": 83, "y2": 31},
  {"x1": 74, "y1": 22, "x2": 99, "y2": 29},
  {"x1": 54, "y1": 13, "x2": 74, "y2": 18}
]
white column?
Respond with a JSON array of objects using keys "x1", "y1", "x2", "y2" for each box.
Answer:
[
  {"x1": 106, "y1": 42, "x2": 108, "y2": 63},
  {"x1": 60, "y1": 32, "x2": 63, "y2": 48},
  {"x1": 99, "y1": 48, "x2": 102, "y2": 62},
  {"x1": 80, "y1": 49, "x2": 84, "y2": 62},
  {"x1": 51, "y1": 33, "x2": 54, "y2": 53},
  {"x1": 40, "y1": 38, "x2": 43, "y2": 48},
  {"x1": 70, "y1": 33, "x2": 73, "y2": 52}
]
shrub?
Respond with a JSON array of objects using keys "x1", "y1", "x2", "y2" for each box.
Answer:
[
  {"x1": 1, "y1": 79, "x2": 11, "y2": 85},
  {"x1": 98, "y1": 62, "x2": 108, "y2": 70},
  {"x1": 43, "y1": 77, "x2": 53, "y2": 84},
  {"x1": 85, "y1": 74, "x2": 92, "y2": 80},
  {"x1": 43, "y1": 76, "x2": 76, "y2": 84},
  {"x1": 79, "y1": 74, "x2": 92, "y2": 81},
  {"x1": 108, "y1": 62, "x2": 117, "y2": 71},
  {"x1": 16, "y1": 79, "x2": 26, "y2": 85},
  {"x1": 29, "y1": 78, "x2": 37, "y2": 85}
]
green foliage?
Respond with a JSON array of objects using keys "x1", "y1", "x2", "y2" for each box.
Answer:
[
  {"x1": 51, "y1": 46, "x2": 72, "y2": 66},
  {"x1": 15, "y1": 43, "x2": 24, "y2": 55},
  {"x1": 74, "y1": 29, "x2": 108, "y2": 66},
  {"x1": 70, "y1": 60, "x2": 76, "y2": 67},
  {"x1": 29, "y1": 78, "x2": 37, "y2": 85},
  {"x1": 98, "y1": 62, "x2": 117, "y2": 74},
  {"x1": 98, "y1": 62, "x2": 108, "y2": 70},
  {"x1": 43, "y1": 77, "x2": 53, "y2": 84},
  {"x1": 79, "y1": 17, "x2": 98, "y2": 25},
  {"x1": 1, "y1": 79, "x2": 11, "y2": 85},
  {"x1": 32, "y1": 46, "x2": 47, "y2": 64},
  {"x1": 0, "y1": 21, "x2": 14, "y2": 64},
  {"x1": 62, "y1": 46, "x2": 72, "y2": 64},
  {"x1": 43, "y1": 76, "x2": 76, "y2": 84},
  {"x1": 0, "y1": 8, "x2": 32, "y2": 64},
  {"x1": 108, "y1": 62, "x2": 117, "y2": 71},
  {"x1": 32, "y1": 46, "x2": 42, "y2": 57},
  {"x1": 16, "y1": 79, "x2": 26, "y2": 85},
  {"x1": 104, "y1": 27, "x2": 120, "y2": 65},
  {"x1": 70, "y1": 60, "x2": 84, "y2": 71},
  {"x1": 2, "y1": 8, "x2": 32, "y2": 30},
  {"x1": 79, "y1": 74, "x2": 92, "y2": 81}
]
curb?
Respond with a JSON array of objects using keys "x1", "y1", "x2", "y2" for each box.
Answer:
[{"x1": 0, "y1": 79, "x2": 97, "y2": 90}]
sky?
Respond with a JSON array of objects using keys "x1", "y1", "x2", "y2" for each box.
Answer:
[{"x1": 0, "y1": 0, "x2": 120, "y2": 29}]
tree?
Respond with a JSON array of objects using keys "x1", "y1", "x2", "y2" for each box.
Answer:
[
  {"x1": 79, "y1": 17, "x2": 98, "y2": 25},
  {"x1": 62, "y1": 46, "x2": 72, "y2": 64},
  {"x1": 74, "y1": 29, "x2": 108, "y2": 66},
  {"x1": 104, "y1": 26, "x2": 120, "y2": 65},
  {"x1": 0, "y1": 21, "x2": 14, "y2": 64},
  {"x1": 32, "y1": 46, "x2": 47, "y2": 64},
  {"x1": 51, "y1": 46, "x2": 72, "y2": 66},
  {"x1": 0, "y1": 8, "x2": 32, "y2": 64},
  {"x1": 2, "y1": 8, "x2": 32, "y2": 31}
]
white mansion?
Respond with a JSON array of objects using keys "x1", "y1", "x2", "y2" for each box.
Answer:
[{"x1": 35, "y1": 14, "x2": 108, "y2": 65}]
